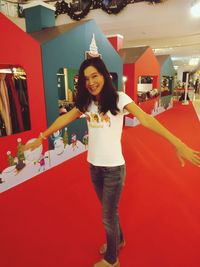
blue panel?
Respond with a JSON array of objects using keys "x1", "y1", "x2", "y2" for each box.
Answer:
[
  {"x1": 24, "y1": 6, "x2": 55, "y2": 33},
  {"x1": 40, "y1": 19, "x2": 122, "y2": 145},
  {"x1": 41, "y1": 20, "x2": 122, "y2": 126}
]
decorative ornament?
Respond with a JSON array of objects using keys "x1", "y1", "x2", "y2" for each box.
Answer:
[
  {"x1": 68, "y1": 0, "x2": 92, "y2": 21},
  {"x1": 56, "y1": 0, "x2": 92, "y2": 20},
  {"x1": 17, "y1": 138, "x2": 25, "y2": 161},
  {"x1": 0, "y1": 171, "x2": 4, "y2": 184},
  {"x1": 92, "y1": 0, "x2": 102, "y2": 9},
  {"x1": 55, "y1": 0, "x2": 69, "y2": 17},
  {"x1": 71, "y1": 133, "x2": 78, "y2": 151},
  {"x1": 2, "y1": 0, "x2": 166, "y2": 20},
  {"x1": 51, "y1": 130, "x2": 65, "y2": 155},
  {"x1": 85, "y1": 33, "x2": 102, "y2": 59},
  {"x1": 146, "y1": 0, "x2": 164, "y2": 4},
  {"x1": 16, "y1": 138, "x2": 26, "y2": 171},
  {"x1": 89, "y1": 34, "x2": 99, "y2": 57},
  {"x1": 82, "y1": 131, "x2": 88, "y2": 149},
  {"x1": 63, "y1": 127, "x2": 69, "y2": 148},
  {"x1": 7, "y1": 151, "x2": 15, "y2": 167},
  {"x1": 101, "y1": 0, "x2": 128, "y2": 14}
]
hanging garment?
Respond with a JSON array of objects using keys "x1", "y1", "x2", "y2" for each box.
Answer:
[
  {"x1": 0, "y1": 73, "x2": 12, "y2": 135},
  {"x1": 6, "y1": 74, "x2": 24, "y2": 132},
  {"x1": 6, "y1": 81, "x2": 21, "y2": 134},
  {"x1": 14, "y1": 77, "x2": 30, "y2": 131},
  {"x1": 0, "y1": 112, "x2": 7, "y2": 136}
]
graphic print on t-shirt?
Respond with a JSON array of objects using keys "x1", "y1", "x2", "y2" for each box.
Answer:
[{"x1": 85, "y1": 112, "x2": 111, "y2": 128}]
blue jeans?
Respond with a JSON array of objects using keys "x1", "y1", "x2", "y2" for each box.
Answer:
[{"x1": 89, "y1": 164, "x2": 126, "y2": 264}]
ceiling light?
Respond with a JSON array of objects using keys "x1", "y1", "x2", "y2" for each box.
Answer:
[
  {"x1": 123, "y1": 76, "x2": 127, "y2": 82},
  {"x1": 191, "y1": 1, "x2": 200, "y2": 17},
  {"x1": 153, "y1": 47, "x2": 173, "y2": 54},
  {"x1": 189, "y1": 58, "x2": 200, "y2": 66}
]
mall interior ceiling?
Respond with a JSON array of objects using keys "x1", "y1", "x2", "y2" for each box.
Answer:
[{"x1": 1, "y1": 0, "x2": 200, "y2": 73}]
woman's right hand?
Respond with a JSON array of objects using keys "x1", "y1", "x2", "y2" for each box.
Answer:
[{"x1": 22, "y1": 136, "x2": 43, "y2": 151}]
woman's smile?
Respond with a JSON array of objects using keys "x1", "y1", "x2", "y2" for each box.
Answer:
[{"x1": 84, "y1": 66, "x2": 105, "y2": 99}]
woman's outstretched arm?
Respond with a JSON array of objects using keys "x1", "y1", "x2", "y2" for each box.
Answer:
[
  {"x1": 23, "y1": 107, "x2": 82, "y2": 151},
  {"x1": 125, "y1": 102, "x2": 200, "y2": 167}
]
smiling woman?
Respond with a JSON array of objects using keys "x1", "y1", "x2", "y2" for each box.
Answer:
[
  {"x1": 23, "y1": 56, "x2": 200, "y2": 267},
  {"x1": 84, "y1": 66, "x2": 105, "y2": 100}
]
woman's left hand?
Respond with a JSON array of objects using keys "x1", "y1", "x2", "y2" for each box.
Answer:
[{"x1": 176, "y1": 142, "x2": 200, "y2": 167}]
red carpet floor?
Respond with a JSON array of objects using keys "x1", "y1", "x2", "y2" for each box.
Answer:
[{"x1": 1, "y1": 101, "x2": 200, "y2": 267}]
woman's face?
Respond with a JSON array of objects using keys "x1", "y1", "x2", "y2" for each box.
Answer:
[{"x1": 84, "y1": 66, "x2": 105, "y2": 100}]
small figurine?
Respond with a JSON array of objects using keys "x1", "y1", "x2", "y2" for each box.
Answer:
[
  {"x1": 38, "y1": 153, "x2": 48, "y2": 172},
  {"x1": 63, "y1": 127, "x2": 69, "y2": 148},
  {"x1": 71, "y1": 133, "x2": 78, "y2": 151},
  {"x1": 82, "y1": 131, "x2": 89, "y2": 149},
  {"x1": 15, "y1": 158, "x2": 25, "y2": 171},
  {"x1": 7, "y1": 151, "x2": 15, "y2": 166},
  {"x1": 0, "y1": 172, "x2": 4, "y2": 184},
  {"x1": 51, "y1": 130, "x2": 64, "y2": 155},
  {"x1": 15, "y1": 138, "x2": 26, "y2": 171}
]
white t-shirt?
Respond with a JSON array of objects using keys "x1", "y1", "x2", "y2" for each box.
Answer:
[{"x1": 85, "y1": 92, "x2": 133, "y2": 166}]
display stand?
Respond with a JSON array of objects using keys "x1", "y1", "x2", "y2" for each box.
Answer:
[
  {"x1": 182, "y1": 72, "x2": 189, "y2": 105},
  {"x1": 156, "y1": 55, "x2": 176, "y2": 110}
]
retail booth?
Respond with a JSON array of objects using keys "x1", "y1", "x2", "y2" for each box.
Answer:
[
  {"x1": 108, "y1": 35, "x2": 163, "y2": 126},
  {"x1": 0, "y1": 2, "x2": 122, "y2": 192},
  {"x1": 118, "y1": 46, "x2": 160, "y2": 126},
  {"x1": 156, "y1": 55, "x2": 176, "y2": 109},
  {"x1": 118, "y1": 46, "x2": 160, "y2": 109}
]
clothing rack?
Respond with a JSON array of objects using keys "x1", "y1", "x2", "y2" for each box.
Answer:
[
  {"x1": 0, "y1": 67, "x2": 26, "y2": 75},
  {"x1": 0, "y1": 66, "x2": 30, "y2": 136}
]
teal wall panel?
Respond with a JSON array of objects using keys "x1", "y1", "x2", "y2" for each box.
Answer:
[
  {"x1": 160, "y1": 56, "x2": 176, "y2": 99},
  {"x1": 48, "y1": 117, "x2": 88, "y2": 149},
  {"x1": 41, "y1": 20, "x2": 122, "y2": 123},
  {"x1": 25, "y1": 6, "x2": 55, "y2": 33},
  {"x1": 161, "y1": 57, "x2": 176, "y2": 77},
  {"x1": 40, "y1": 19, "x2": 122, "y2": 144}
]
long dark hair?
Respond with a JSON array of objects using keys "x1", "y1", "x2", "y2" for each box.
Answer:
[{"x1": 75, "y1": 57, "x2": 120, "y2": 115}]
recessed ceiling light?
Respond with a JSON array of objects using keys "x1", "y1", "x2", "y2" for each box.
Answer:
[
  {"x1": 191, "y1": 1, "x2": 200, "y2": 17},
  {"x1": 153, "y1": 47, "x2": 173, "y2": 53},
  {"x1": 189, "y1": 58, "x2": 200, "y2": 65}
]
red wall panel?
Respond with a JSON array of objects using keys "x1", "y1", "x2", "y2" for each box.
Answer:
[{"x1": 0, "y1": 13, "x2": 47, "y2": 169}]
